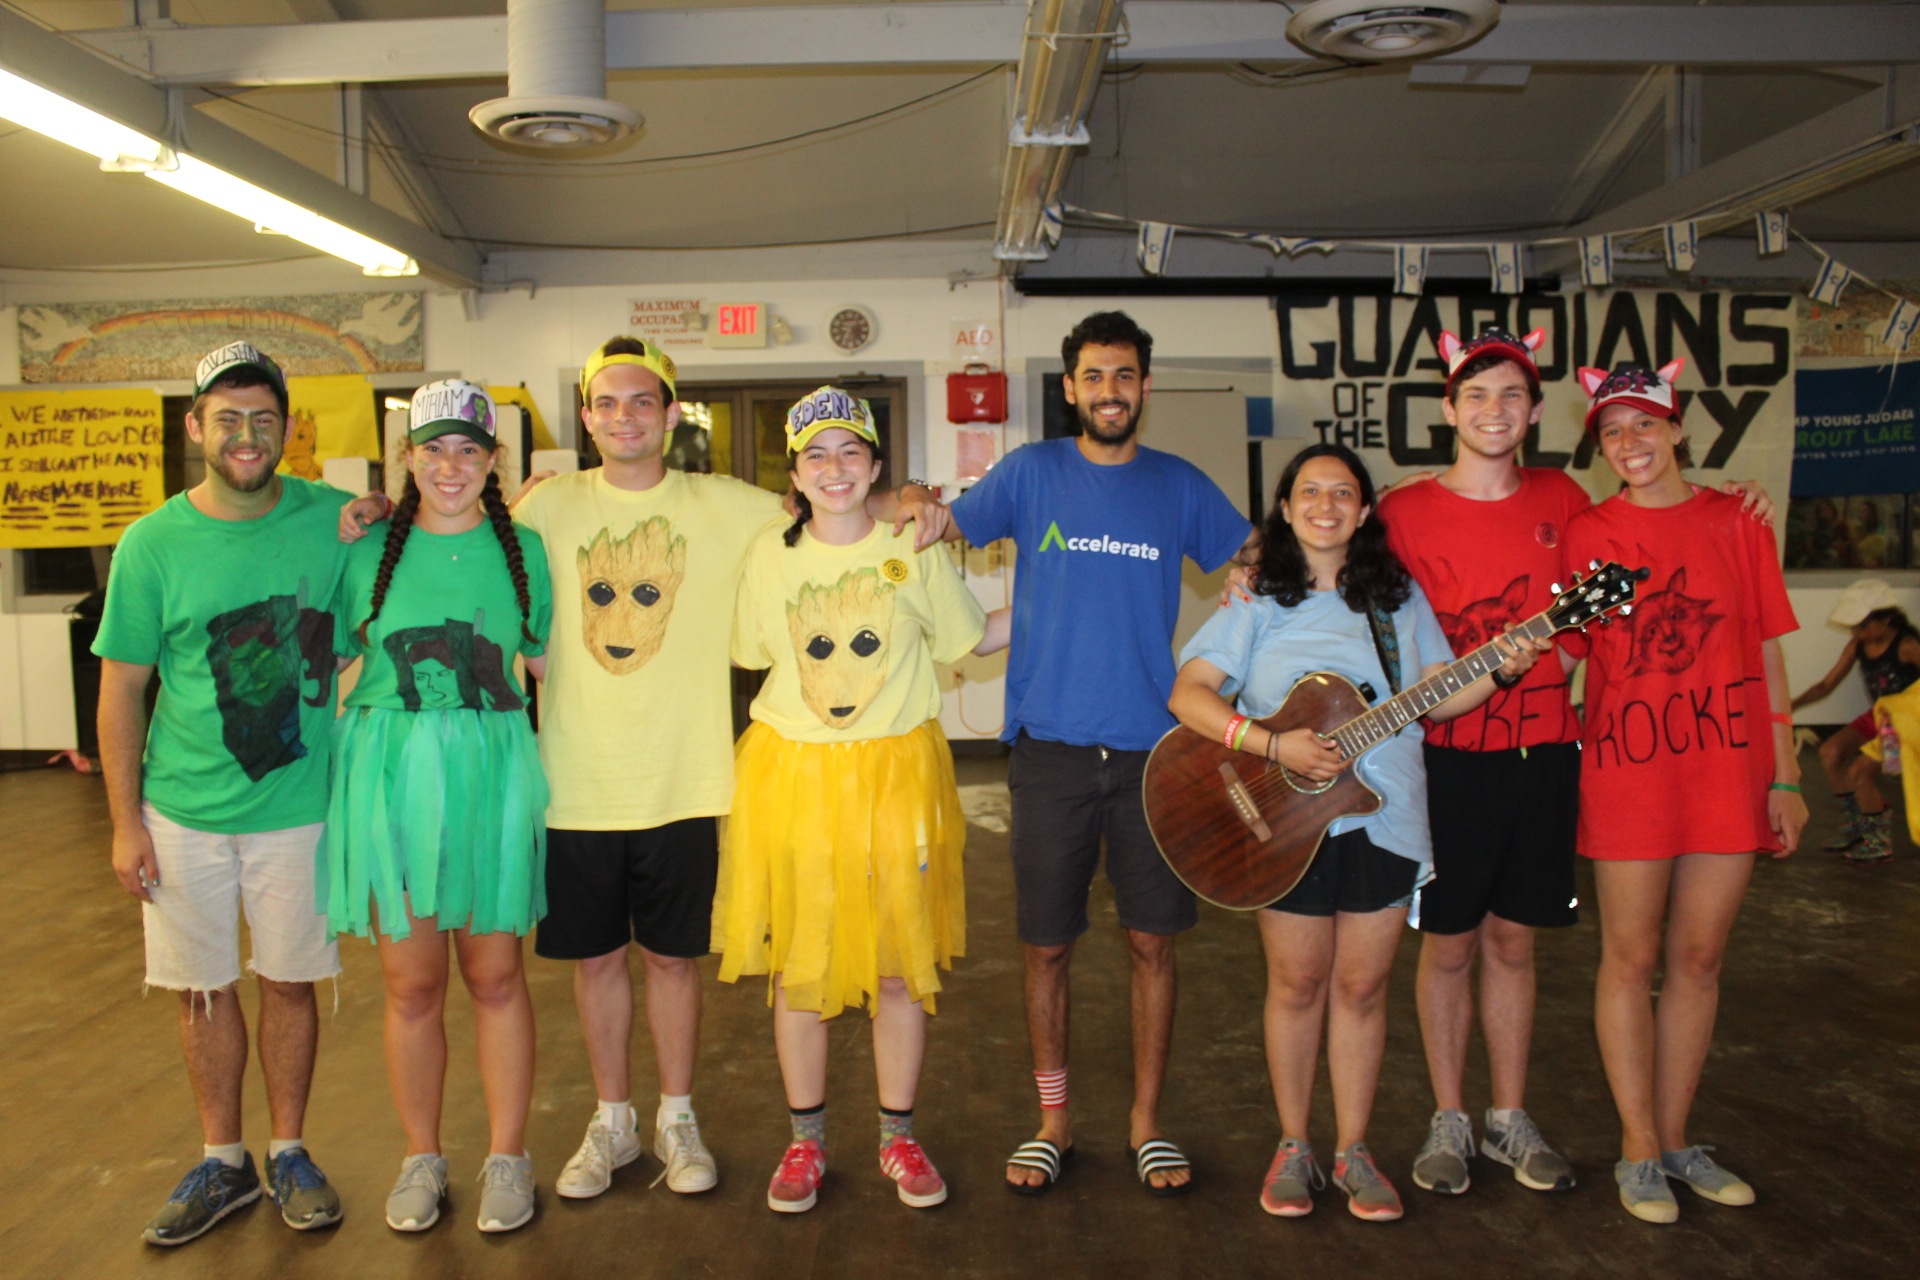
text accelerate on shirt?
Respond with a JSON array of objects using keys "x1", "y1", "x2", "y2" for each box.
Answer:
[{"x1": 1035, "y1": 520, "x2": 1164, "y2": 561}]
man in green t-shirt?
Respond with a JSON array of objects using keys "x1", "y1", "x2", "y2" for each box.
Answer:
[{"x1": 94, "y1": 343, "x2": 351, "y2": 1247}]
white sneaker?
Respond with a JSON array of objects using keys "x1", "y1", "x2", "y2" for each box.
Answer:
[
  {"x1": 555, "y1": 1114, "x2": 643, "y2": 1199},
  {"x1": 653, "y1": 1119, "x2": 719, "y2": 1194}
]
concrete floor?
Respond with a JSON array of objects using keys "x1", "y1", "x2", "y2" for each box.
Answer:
[{"x1": 3, "y1": 749, "x2": 1915, "y2": 1279}]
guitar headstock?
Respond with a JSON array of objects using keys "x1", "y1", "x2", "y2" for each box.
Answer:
[{"x1": 1545, "y1": 561, "x2": 1647, "y2": 633}]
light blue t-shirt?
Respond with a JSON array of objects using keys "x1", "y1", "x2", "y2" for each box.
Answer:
[
  {"x1": 952, "y1": 438, "x2": 1250, "y2": 751},
  {"x1": 1178, "y1": 585, "x2": 1452, "y2": 871}
]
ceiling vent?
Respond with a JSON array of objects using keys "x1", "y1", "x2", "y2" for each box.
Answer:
[
  {"x1": 1285, "y1": 0, "x2": 1501, "y2": 62},
  {"x1": 469, "y1": 0, "x2": 640, "y2": 147}
]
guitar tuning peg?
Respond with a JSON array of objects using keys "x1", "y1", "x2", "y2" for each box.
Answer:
[
  {"x1": 1620, "y1": 604, "x2": 1633, "y2": 617},
  {"x1": 1588, "y1": 559, "x2": 1601, "y2": 571},
  {"x1": 1550, "y1": 582, "x2": 1563, "y2": 595}
]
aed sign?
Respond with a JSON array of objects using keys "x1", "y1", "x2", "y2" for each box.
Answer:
[{"x1": 709, "y1": 302, "x2": 769, "y2": 349}]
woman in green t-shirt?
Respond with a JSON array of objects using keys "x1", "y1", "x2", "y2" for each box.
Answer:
[{"x1": 317, "y1": 379, "x2": 553, "y2": 1235}]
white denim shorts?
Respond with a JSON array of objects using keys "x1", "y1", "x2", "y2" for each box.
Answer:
[{"x1": 141, "y1": 802, "x2": 340, "y2": 994}]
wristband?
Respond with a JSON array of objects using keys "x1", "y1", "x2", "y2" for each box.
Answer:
[
  {"x1": 1231, "y1": 718, "x2": 1253, "y2": 752},
  {"x1": 1768, "y1": 782, "x2": 1801, "y2": 793},
  {"x1": 1490, "y1": 666, "x2": 1521, "y2": 691},
  {"x1": 1771, "y1": 712, "x2": 1793, "y2": 726},
  {"x1": 1223, "y1": 714, "x2": 1248, "y2": 750}
]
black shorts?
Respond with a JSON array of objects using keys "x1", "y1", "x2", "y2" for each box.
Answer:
[
  {"x1": 1416, "y1": 742, "x2": 1580, "y2": 935},
  {"x1": 1266, "y1": 828, "x2": 1418, "y2": 917},
  {"x1": 1008, "y1": 732, "x2": 1198, "y2": 946},
  {"x1": 535, "y1": 818, "x2": 720, "y2": 960}
]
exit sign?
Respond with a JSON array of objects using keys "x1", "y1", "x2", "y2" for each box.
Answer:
[{"x1": 707, "y1": 302, "x2": 769, "y2": 349}]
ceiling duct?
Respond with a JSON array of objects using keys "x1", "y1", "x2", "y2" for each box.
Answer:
[
  {"x1": 1285, "y1": 0, "x2": 1501, "y2": 63},
  {"x1": 469, "y1": 0, "x2": 640, "y2": 147}
]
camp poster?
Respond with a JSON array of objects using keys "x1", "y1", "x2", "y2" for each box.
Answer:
[
  {"x1": 1271, "y1": 289, "x2": 1797, "y2": 510},
  {"x1": 0, "y1": 388, "x2": 164, "y2": 548}
]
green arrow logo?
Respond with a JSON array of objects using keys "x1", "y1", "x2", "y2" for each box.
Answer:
[{"x1": 1038, "y1": 520, "x2": 1067, "y2": 552}]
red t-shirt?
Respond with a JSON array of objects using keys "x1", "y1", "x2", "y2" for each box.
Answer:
[
  {"x1": 1563, "y1": 490, "x2": 1797, "y2": 859},
  {"x1": 1380, "y1": 468, "x2": 1591, "y2": 751}
]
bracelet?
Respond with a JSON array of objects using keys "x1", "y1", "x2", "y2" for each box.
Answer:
[
  {"x1": 1490, "y1": 666, "x2": 1521, "y2": 691},
  {"x1": 1769, "y1": 782, "x2": 1801, "y2": 793},
  {"x1": 1771, "y1": 712, "x2": 1793, "y2": 726},
  {"x1": 1223, "y1": 714, "x2": 1248, "y2": 750},
  {"x1": 1231, "y1": 718, "x2": 1253, "y2": 752}
]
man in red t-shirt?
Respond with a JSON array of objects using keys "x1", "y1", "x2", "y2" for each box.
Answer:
[{"x1": 1379, "y1": 329, "x2": 1586, "y2": 1198}]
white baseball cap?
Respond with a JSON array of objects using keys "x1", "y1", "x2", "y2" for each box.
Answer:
[{"x1": 1829, "y1": 578, "x2": 1900, "y2": 628}]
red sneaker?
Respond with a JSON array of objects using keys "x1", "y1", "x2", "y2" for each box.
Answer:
[
  {"x1": 767, "y1": 1140, "x2": 824, "y2": 1213},
  {"x1": 879, "y1": 1136, "x2": 948, "y2": 1208}
]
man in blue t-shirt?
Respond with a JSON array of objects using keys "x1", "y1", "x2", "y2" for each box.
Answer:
[{"x1": 950, "y1": 311, "x2": 1254, "y2": 1196}]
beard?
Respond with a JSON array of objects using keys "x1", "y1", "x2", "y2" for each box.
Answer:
[
  {"x1": 205, "y1": 445, "x2": 280, "y2": 493},
  {"x1": 1076, "y1": 397, "x2": 1140, "y2": 445}
]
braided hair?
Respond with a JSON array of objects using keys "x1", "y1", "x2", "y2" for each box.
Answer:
[
  {"x1": 479, "y1": 470, "x2": 537, "y2": 643},
  {"x1": 784, "y1": 437, "x2": 885, "y2": 547},
  {"x1": 356, "y1": 476, "x2": 421, "y2": 646}
]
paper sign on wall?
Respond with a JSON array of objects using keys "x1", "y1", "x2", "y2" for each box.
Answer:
[
  {"x1": 281, "y1": 375, "x2": 379, "y2": 478},
  {"x1": 0, "y1": 388, "x2": 164, "y2": 547}
]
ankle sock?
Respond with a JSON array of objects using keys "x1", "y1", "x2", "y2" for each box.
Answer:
[
  {"x1": 267, "y1": 1138, "x2": 305, "y2": 1159},
  {"x1": 1035, "y1": 1067, "x2": 1068, "y2": 1111},
  {"x1": 658, "y1": 1093, "x2": 694, "y2": 1130},
  {"x1": 598, "y1": 1099, "x2": 636, "y2": 1135},
  {"x1": 879, "y1": 1106, "x2": 914, "y2": 1149},
  {"x1": 790, "y1": 1102, "x2": 826, "y2": 1146},
  {"x1": 204, "y1": 1142, "x2": 246, "y2": 1169}
]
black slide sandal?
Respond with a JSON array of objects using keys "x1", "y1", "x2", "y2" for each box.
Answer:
[
  {"x1": 1131, "y1": 1140, "x2": 1193, "y2": 1197},
  {"x1": 1006, "y1": 1140, "x2": 1075, "y2": 1196}
]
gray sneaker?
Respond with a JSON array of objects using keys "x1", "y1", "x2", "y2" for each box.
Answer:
[
  {"x1": 1661, "y1": 1145, "x2": 1754, "y2": 1206},
  {"x1": 1411, "y1": 1109, "x2": 1474, "y2": 1194},
  {"x1": 1481, "y1": 1109, "x2": 1575, "y2": 1191},
  {"x1": 1615, "y1": 1157, "x2": 1678, "y2": 1224},
  {"x1": 653, "y1": 1119, "x2": 719, "y2": 1194},
  {"x1": 477, "y1": 1154, "x2": 537, "y2": 1233},
  {"x1": 265, "y1": 1148, "x2": 342, "y2": 1231},
  {"x1": 142, "y1": 1154, "x2": 263, "y2": 1247},
  {"x1": 385, "y1": 1153, "x2": 449, "y2": 1232},
  {"x1": 1259, "y1": 1139, "x2": 1324, "y2": 1217},
  {"x1": 1331, "y1": 1143, "x2": 1404, "y2": 1222}
]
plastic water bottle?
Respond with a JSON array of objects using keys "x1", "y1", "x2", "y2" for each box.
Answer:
[{"x1": 1879, "y1": 720, "x2": 1902, "y2": 776}]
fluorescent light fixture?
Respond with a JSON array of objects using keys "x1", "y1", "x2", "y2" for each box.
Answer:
[{"x1": 0, "y1": 68, "x2": 417, "y2": 277}]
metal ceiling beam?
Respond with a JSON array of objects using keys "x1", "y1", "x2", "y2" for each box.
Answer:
[
  {"x1": 1549, "y1": 68, "x2": 1670, "y2": 226},
  {"x1": 0, "y1": 7, "x2": 481, "y2": 284},
  {"x1": 71, "y1": 4, "x2": 1920, "y2": 86}
]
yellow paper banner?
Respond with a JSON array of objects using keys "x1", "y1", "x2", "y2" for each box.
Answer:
[
  {"x1": 0, "y1": 388, "x2": 164, "y2": 548},
  {"x1": 488, "y1": 384, "x2": 557, "y2": 451},
  {"x1": 282, "y1": 374, "x2": 379, "y2": 478}
]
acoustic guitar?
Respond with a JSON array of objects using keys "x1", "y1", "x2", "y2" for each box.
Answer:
[{"x1": 1143, "y1": 562, "x2": 1645, "y2": 910}]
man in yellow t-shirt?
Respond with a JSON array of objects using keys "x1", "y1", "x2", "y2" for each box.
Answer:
[{"x1": 517, "y1": 337, "x2": 948, "y2": 1204}]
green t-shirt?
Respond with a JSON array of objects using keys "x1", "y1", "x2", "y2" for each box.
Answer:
[
  {"x1": 93, "y1": 477, "x2": 352, "y2": 833},
  {"x1": 336, "y1": 521, "x2": 552, "y2": 711}
]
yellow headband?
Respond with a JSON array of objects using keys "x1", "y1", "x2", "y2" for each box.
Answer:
[{"x1": 579, "y1": 343, "x2": 678, "y2": 402}]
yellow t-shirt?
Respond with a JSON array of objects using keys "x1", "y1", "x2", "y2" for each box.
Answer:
[
  {"x1": 516, "y1": 467, "x2": 784, "y2": 828},
  {"x1": 733, "y1": 521, "x2": 987, "y2": 744}
]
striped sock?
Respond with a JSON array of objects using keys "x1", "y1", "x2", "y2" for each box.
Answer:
[{"x1": 1035, "y1": 1067, "x2": 1068, "y2": 1111}]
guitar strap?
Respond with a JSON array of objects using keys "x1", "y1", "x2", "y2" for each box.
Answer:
[{"x1": 1365, "y1": 604, "x2": 1402, "y2": 698}]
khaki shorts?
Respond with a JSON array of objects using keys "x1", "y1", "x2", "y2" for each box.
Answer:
[{"x1": 140, "y1": 802, "x2": 340, "y2": 994}]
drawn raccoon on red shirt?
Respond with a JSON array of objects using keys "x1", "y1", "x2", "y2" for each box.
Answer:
[
  {"x1": 1623, "y1": 566, "x2": 1725, "y2": 677},
  {"x1": 1435, "y1": 574, "x2": 1529, "y2": 655}
]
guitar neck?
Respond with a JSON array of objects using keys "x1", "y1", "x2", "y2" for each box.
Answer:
[{"x1": 1328, "y1": 610, "x2": 1559, "y2": 761}]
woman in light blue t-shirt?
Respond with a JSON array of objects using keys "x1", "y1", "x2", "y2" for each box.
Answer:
[{"x1": 1170, "y1": 443, "x2": 1549, "y2": 1224}]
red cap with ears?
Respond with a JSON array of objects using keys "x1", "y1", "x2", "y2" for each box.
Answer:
[
  {"x1": 1578, "y1": 358, "x2": 1686, "y2": 432},
  {"x1": 1437, "y1": 327, "x2": 1546, "y2": 394}
]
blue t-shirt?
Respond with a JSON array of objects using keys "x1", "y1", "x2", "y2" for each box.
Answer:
[
  {"x1": 1178, "y1": 585, "x2": 1452, "y2": 871},
  {"x1": 952, "y1": 438, "x2": 1250, "y2": 750}
]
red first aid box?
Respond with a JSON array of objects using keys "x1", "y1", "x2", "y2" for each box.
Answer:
[{"x1": 946, "y1": 364, "x2": 1008, "y2": 423}]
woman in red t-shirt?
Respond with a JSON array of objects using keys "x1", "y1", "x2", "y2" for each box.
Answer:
[{"x1": 1563, "y1": 362, "x2": 1806, "y2": 1226}]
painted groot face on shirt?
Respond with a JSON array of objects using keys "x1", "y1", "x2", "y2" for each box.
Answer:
[
  {"x1": 578, "y1": 517, "x2": 687, "y2": 674},
  {"x1": 786, "y1": 567, "x2": 896, "y2": 728}
]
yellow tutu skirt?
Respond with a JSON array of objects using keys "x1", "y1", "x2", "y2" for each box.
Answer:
[{"x1": 713, "y1": 719, "x2": 966, "y2": 1018}]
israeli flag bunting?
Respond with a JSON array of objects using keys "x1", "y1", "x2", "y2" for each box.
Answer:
[
  {"x1": 1394, "y1": 245, "x2": 1428, "y2": 296},
  {"x1": 1664, "y1": 221, "x2": 1699, "y2": 272},
  {"x1": 1250, "y1": 235, "x2": 1330, "y2": 257},
  {"x1": 1488, "y1": 244, "x2": 1524, "y2": 294},
  {"x1": 1579, "y1": 236, "x2": 1613, "y2": 288},
  {"x1": 1137, "y1": 222, "x2": 1175, "y2": 277},
  {"x1": 1040, "y1": 202, "x2": 1064, "y2": 248},
  {"x1": 1810, "y1": 253, "x2": 1853, "y2": 305},
  {"x1": 1755, "y1": 211, "x2": 1788, "y2": 257},
  {"x1": 1883, "y1": 299, "x2": 1920, "y2": 352}
]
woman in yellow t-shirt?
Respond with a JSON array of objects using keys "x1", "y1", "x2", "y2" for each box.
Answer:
[{"x1": 715, "y1": 386, "x2": 1006, "y2": 1215}]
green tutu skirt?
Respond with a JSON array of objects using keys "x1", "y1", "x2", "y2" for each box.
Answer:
[{"x1": 318, "y1": 706, "x2": 548, "y2": 941}]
